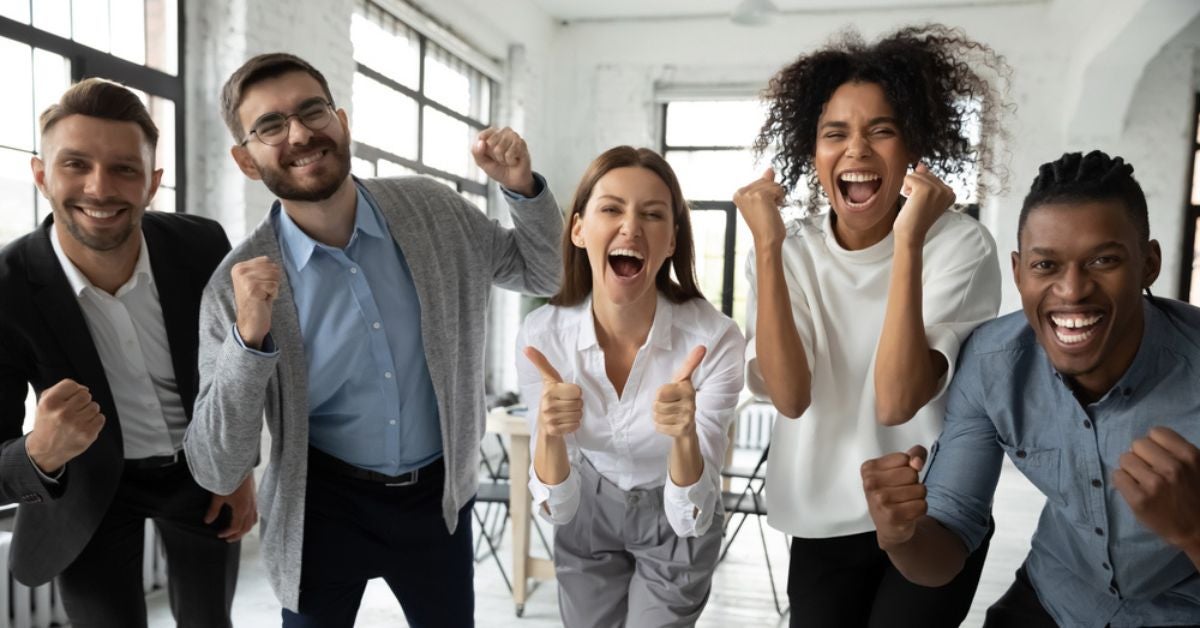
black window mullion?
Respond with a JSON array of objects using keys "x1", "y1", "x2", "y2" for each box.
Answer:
[{"x1": 416, "y1": 35, "x2": 425, "y2": 165}]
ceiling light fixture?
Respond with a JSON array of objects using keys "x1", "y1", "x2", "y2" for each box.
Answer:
[{"x1": 731, "y1": 0, "x2": 779, "y2": 26}]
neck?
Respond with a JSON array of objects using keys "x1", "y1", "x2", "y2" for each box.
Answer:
[
  {"x1": 279, "y1": 176, "x2": 357, "y2": 248},
  {"x1": 591, "y1": 288, "x2": 657, "y2": 352},
  {"x1": 55, "y1": 221, "x2": 140, "y2": 295},
  {"x1": 831, "y1": 202, "x2": 898, "y2": 251}
]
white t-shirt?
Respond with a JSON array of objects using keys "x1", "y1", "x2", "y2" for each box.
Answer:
[
  {"x1": 517, "y1": 294, "x2": 745, "y2": 537},
  {"x1": 746, "y1": 210, "x2": 1001, "y2": 538}
]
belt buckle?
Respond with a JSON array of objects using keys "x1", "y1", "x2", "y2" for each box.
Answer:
[{"x1": 385, "y1": 468, "x2": 419, "y2": 487}]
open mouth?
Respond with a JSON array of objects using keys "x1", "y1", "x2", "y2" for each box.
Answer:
[
  {"x1": 836, "y1": 171, "x2": 882, "y2": 209},
  {"x1": 73, "y1": 205, "x2": 127, "y2": 222},
  {"x1": 1047, "y1": 311, "x2": 1106, "y2": 347},
  {"x1": 607, "y1": 248, "x2": 645, "y2": 279},
  {"x1": 288, "y1": 148, "x2": 329, "y2": 170}
]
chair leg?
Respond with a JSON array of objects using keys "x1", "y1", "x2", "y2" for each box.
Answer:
[
  {"x1": 755, "y1": 513, "x2": 789, "y2": 617},
  {"x1": 473, "y1": 507, "x2": 513, "y2": 593}
]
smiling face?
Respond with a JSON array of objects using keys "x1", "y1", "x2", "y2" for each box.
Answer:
[
  {"x1": 1013, "y1": 199, "x2": 1161, "y2": 398},
  {"x1": 570, "y1": 166, "x2": 676, "y2": 309},
  {"x1": 813, "y1": 81, "x2": 915, "y2": 250},
  {"x1": 33, "y1": 114, "x2": 161, "y2": 254},
  {"x1": 231, "y1": 71, "x2": 351, "y2": 202}
]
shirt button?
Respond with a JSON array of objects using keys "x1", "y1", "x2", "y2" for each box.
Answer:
[
  {"x1": 1091, "y1": 479, "x2": 1102, "y2": 488},
  {"x1": 350, "y1": 267, "x2": 358, "y2": 274},
  {"x1": 373, "y1": 321, "x2": 381, "y2": 329},
  {"x1": 1016, "y1": 450, "x2": 1027, "y2": 459},
  {"x1": 1101, "y1": 562, "x2": 1110, "y2": 570},
  {"x1": 1083, "y1": 419, "x2": 1092, "y2": 429},
  {"x1": 384, "y1": 372, "x2": 393, "y2": 379},
  {"x1": 1108, "y1": 586, "x2": 1118, "y2": 596},
  {"x1": 1094, "y1": 527, "x2": 1104, "y2": 536},
  {"x1": 389, "y1": 420, "x2": 397, "y2": 425}
]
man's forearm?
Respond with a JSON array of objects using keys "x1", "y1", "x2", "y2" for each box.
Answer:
[{"x1": 881, "y1": 516, "x2": 971, "y2": 587}]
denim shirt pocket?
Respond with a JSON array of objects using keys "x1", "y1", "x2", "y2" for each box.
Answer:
[{"x1": 997, "y1": 441, "x2": 1068, "y2": 508}]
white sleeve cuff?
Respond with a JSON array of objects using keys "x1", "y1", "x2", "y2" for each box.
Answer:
[
  {"x1": 663, "y1": 463, "x2": 719, "y2": 538},
  {"x1": 528, "y1": 464, "x2": 581, "y2": 525}
]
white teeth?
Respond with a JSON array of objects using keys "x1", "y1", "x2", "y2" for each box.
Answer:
[
  {"x1": 1054, "y1": 326, "x2": 1096, "y2": 345},
  {"x1": 838, "y1": 171, "x2": 881, "y2": 183},
  {"x1": 608, "y1": 248, "x2": 644, "y2": 260},
  {"x1": 1050, "y1": 314, "x2": 1103, "y2": 329},
  {"x1": 81, "y1": 208, "x2": 118, "y2": 219},
  {"x1": 292, "y1": 151, "x2": 324, "y2": 167}
]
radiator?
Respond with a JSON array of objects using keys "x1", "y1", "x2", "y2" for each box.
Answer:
[{"x1": 0, "y1": 521, "x2": 168, "y2": 628}]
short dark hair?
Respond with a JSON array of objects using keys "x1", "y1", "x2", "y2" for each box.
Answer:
[
  {"x1": 1018, "y1": 150, "x2": 1149, "y2": 248},
  {"x1": 755, "y1": 24, "x2": 1010, "y2": 209},
  {"x1": 221, "y1": 52, "x2": 334, "y2": 142},
  {"x1": 40, "y1": 78, "x2": 158, "y2": 150},
  {"x1": 550, "y1": 146, "x2": 704, "y2": 307}
]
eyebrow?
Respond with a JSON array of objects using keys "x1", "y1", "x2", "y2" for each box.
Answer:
[
  {"x1": 818, "y1": 116, "x2": 899, "y2": 132},
  {"x1": 252, "y1": 97, "x2": 327, "y2": 126},
  {"x1": 1029, "y1": 241, "x2": 1129, "y2": 257},
  {"x1": 595, "y1": 194, "x2": 669, "y2": 208},
  {"x1": 55, "y1": 149, "x2": 142, "y2": 165}
]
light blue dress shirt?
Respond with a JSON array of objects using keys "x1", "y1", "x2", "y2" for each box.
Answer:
[
  {"x1": 270, "y1": 183, "x2": 441, "y2": 476},
  {"x1": 924, "y1": 297, "x2": 1200, "y2": 627}
]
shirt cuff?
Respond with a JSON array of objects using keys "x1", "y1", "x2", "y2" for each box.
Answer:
[
  {"x1": 230, "y1": 323, "x2": 279, "y2": 357},
  {"x1": 25, "y1": 445, "x2": 64, "y2": 485},
  {"x1": 664, "y1": 465, "x2": 718, "y2": 537},
  {"x1": 528, "y1": 463, "x2": 581, "y2": 525},
  {"x1": 500, "y1": 172, "x2": 547, "y2": 201}
]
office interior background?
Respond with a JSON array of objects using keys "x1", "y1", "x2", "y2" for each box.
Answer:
[{"x1": 0, "y1": 0, "x2": 1199, "y2": 625}]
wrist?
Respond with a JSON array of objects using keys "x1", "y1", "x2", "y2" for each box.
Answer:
[
  {"x1": 26, "y1": 439, "x2": 64, "y2": 476},
  {"x1": 505, "y1": 174, "x2": 537, "y2": 198},
  {"x1": 236, "y1": 321, "x2": 265, "y2": 350}
]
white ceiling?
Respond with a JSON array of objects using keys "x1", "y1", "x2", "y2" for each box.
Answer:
[{"x1": 530, "y1": 0, "x2": 1039, "y2": 22}]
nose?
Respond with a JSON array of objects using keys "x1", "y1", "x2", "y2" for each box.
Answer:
[
  {"x1": 84, "y1": 167, "x2": 116, "y2": 198},
  {"x1": 287, "y1": 116, "x2": 315, "y2": 145},
  {"x1": 846, "y1": 132, "x2": 873, "y2": 158},
  {"x1": 618, "y1": 211, "x2": 643, "y2": 237},
  {"x1": 1054, "y1": 264, "x2": 1094, "y2": 302}
]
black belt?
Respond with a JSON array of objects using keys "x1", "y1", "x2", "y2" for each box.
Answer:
[
  {"x1": 308, "y1": 447, "x2": 438, "y2": 487},
  {"x1": 125, "y1": 449, "x2": 184, "y2": 470}
]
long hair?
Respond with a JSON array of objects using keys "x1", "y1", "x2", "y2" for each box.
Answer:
[{"x1": 550, "y1": 146, "x2": 704, "y2": 307}]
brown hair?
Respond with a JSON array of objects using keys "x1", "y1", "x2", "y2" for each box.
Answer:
[
  {"x1": 40, "y1": 78, "x2": 159, "y2": 149},
  {"x1": 550, "y1": 146, "x2": 704, "y2": 307},
  {"x1": 221, "y1": 52, "x2": 334, "y2": 142}
]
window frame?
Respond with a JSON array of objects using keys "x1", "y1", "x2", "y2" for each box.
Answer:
[{"x1": 1178, "y1": 93, "x2": 1200, "y2": 302}]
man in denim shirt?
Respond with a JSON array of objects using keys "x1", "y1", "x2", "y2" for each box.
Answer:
[{"x1": 860, "y1": 151, "x2": 1200, "y2": 627}]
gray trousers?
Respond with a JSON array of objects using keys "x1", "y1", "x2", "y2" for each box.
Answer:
[{"x1": 553, "y1": 458, "x2": 723, "y2": 628}]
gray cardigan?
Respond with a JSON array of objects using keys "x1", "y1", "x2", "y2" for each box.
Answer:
[{"x1": 183, "y1": 176, "x2": 562, "y2": 610}]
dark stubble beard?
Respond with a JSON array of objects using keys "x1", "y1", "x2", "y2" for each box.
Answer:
[
  {"x1": 258, "y1": 136, "x2": 353, "y2": 202},
  {"x1": 56, "y1": 198, "x2": 138, "y2": 252}
]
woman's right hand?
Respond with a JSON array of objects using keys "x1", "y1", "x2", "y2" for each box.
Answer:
[
  {"x1": 734, "y1": 168, "x2": 788, "y2": 250},
  {"x1": 524, "y1": 347, "x2": 583, "y2": 437}
]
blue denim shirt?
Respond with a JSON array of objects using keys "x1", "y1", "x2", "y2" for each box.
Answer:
[
  {"x1": 272, "y1": 183, "x2": 441, "y2": 475},
  {"x1": 925, "y1": 298, "x2": 1200, "y2": 627}
]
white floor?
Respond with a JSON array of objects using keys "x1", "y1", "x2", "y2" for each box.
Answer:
[{"x1": 145, "y1": 457, "x2": 1044, "y2": 627}]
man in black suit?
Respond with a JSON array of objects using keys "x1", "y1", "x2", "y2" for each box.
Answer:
[{"x1": 0, "y1": 78, "x2": 254, "y2": 627}]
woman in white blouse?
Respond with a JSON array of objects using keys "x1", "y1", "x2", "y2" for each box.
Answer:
[{"x1": 516, "y1": 146, "x2": 745, "y2": 627}]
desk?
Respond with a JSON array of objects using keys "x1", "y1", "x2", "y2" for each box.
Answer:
[{"x1": 485, "y1": 408, "x2": 556, "y2": 616}]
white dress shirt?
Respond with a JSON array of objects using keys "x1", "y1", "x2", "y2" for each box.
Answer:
[
  {"x1": 517, "y1": 293, "x2": 745, "y2": 538},
  {"x1": 51, "y1": 227, "x2": 188, "y2": 460}
]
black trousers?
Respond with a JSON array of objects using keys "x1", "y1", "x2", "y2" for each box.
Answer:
[
  {"x1": 983, "y1": 564, "x2": 1057, "y2": 628},
  {"x1": 55, "y1": 459, "x2": 240, "y2": 628},
  {"x1": 787, "y1": 518, "x2": 994, "y2": 628},
  {"x1": 282, "y1": 455, "x2": 475, "y2": 628}
]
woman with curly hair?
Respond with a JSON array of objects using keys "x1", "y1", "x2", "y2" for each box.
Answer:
[{"x1": 735, "y1": 25, "x2": 1008, "y2": 626}]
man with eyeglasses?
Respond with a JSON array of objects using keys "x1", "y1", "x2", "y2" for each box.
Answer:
[
  {"x1": 0, "y1": 79, "x2": 251, "y2": 627},
  {"x1": 184, "y1": 53, "x2": 563, "y2": 626}
]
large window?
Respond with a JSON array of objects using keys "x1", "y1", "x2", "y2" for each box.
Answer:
[
  {"x1": 350, "y1": 0, "x2": 497, "y2": 212},
  {"x1": 1180, "y1": 94, "x2": 1200, "y2": 305},
  {"x1": 0, "y1": 0, "x2": 183, "y2": 248}
]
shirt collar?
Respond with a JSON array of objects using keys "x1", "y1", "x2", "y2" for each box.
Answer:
[
  {"x1": 275, "y1": 185, "x2": 387, "y2": 271},
  {"x1": 1048, "y1": 297, "x2": 1164, "y2": 401},
  {"x1": 575, "y1": 292, "x2": 674, "y2": 352},
  {"x1": 50, "y1": 223, "x2": 152, "y2": 298}
]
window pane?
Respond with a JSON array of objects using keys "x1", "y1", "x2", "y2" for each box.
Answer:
[
  {"x1": 732, "y1": 216, "x2": 752, "y2": 328},
  {"x1": 377, "y1": 159, "x2": 416, "y2": 178},
  {"x1": 665, "y1": 101, "x2": 764, "y2": 147},
  {"x1": 33, "y1": 0, "x2": 71, "y2": 38},
  {"x1": 1192, "y1": 216, "x2": 1200, "y2": 307},
  {"x1": 352, "y1": 72, "x2": 418, "y2": 161},
  {"x1": 35, "y1": 185, "x2": 50, "y2": 223},
  {"x1": 462, "y1": 191, "x2": 486, "y2": 212},
  {"x1": 0, "y1": 0, "x2": 30, "y2": 23},
  {"x1": 148, "y1": 96, "x2": 175, "y2": 187},
  {"x1": 1192, "y1": 150, "x2": 1200, "y2": 206},
  {"x1": 352, "y1": 157, "x2": 375, "y2": 178},
  {"x1": 0, "y1": 37, "x2": 33, "y2": 151},
  {"x1": 0, "y1": 146, "x2": 35, "y2": 246},
  {"x1": 110, "y1": 0, "x2": 146, "y2": 65},
  {"x1": 73, "y1": 0, "x2": 110, "y2": 52},
  {"x1": 690, "y1": 210, "x2": 728, "y2": 314},
  {"x1": 666, "y1": 149, "x2": 760, "y2": 202},
  {"x1": 424, "y1": 43, "x2": 476, "y2": 117},
  {"x1": 422, "y1": 106, "x2": 475, "y2": 180},
  {"x1": 151, "y1": 186, "x2": 175, "y2": 213},
  {"x1": 351, "y1": 4, "x2": 419, "y2": 89},
  {"x1": 144, "y1": 0, "x2": 177, "y2": 75}
]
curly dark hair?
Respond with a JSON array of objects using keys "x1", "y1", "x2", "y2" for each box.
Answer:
[
  {"x1": 1018, "y1": 150, "x2": 1149, "y2": 248},
  {"x1": 754, "y1": 24, "x2": 1011, "y2": 209}
]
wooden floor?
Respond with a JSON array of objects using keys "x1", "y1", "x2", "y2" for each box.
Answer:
[{"x1": 145, "y1": 457, "x2": 1044, "y2": 627}]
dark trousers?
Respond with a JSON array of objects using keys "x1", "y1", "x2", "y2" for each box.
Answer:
[
  {"x1": 282, "y1": 455, "x2": 475, "y2": 628},
  {"x1": 983, "y1": 564, "x2": 1058, "y2": 628},
  {"x1": 787, "y1": 518, "x2": 994, "y2": 628},
  {"x1": 55, "y1": 459, "x2": 240, "y2": 628}
]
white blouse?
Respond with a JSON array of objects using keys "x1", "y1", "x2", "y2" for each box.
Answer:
[{"x1": 517, "y1": 294, "x2": 745, "y2": 537}]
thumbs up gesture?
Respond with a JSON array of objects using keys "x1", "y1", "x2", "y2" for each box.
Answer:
[
  {"x1": 523, "y1": 347, "x2": 583, "y2": 437},
  {"x1": 653, "y1": 346, "x2": 707, "y2": 439}
]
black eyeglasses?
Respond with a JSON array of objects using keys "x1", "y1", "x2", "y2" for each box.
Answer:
[{"x1": 240, "y1": 99, "x2": 335, "y2": 146}]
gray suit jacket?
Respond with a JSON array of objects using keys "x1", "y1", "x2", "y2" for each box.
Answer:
[{"x1": 183, "y1": 176, "x2": 562, "y2": 610}]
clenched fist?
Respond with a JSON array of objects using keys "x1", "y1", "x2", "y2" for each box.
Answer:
[
  {"x1": 894, "y1": 163, "x2": 955, "y2": 246},
  {"x1": 25, "y1": 379, "x2": 105, "y2": 475},
  {"x1": 523, "y1": 347, "x2": 583, "y2": 438},
  {"x1": 734, "y1": 168, "x2": 788, "y2": 251},
  {"x1": 1112, "y1": 427, "x2": 1200, "y2": 554},
  {"x1": 231, "y1": 256, "x2": 281, "y2": 350},
  {"x1": 653, "y1": 346, "x2": 706, "y2": 439},
  {"x1": 861, "y1": 445, "x2": 929, "y2": 549},
  {"x1": 472, "y1": 127, "x2": 535, "y2": 196}
]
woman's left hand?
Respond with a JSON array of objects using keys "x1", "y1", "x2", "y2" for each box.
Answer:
[
  {"x1": 653, "y1": 346, "x2": 706, "y2": 439},
  {"x1": 894, "y1": 163, "x2": 956, "y2": 246}
]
